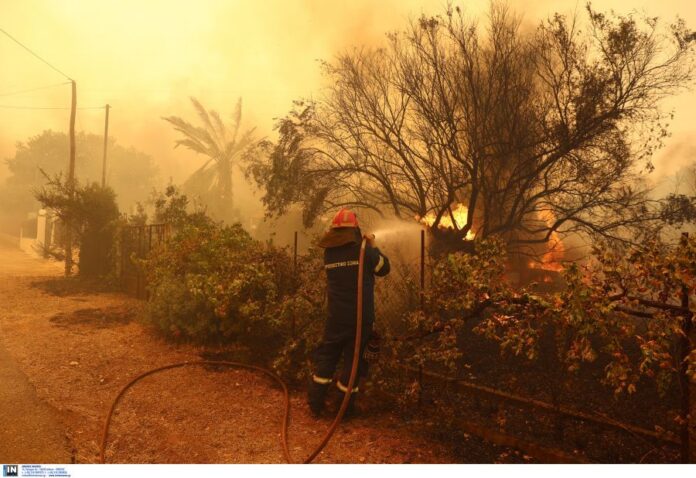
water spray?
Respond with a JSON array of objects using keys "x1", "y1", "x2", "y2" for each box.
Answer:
[{"x1": 369, "y1": 220, "x2": 424, "y2": 241}]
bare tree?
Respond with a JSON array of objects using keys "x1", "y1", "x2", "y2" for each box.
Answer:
[
  {"x1": 164, "y1": 98, "x2": 256, "y2": 222},
  {"x1": 248, "y1": 3, "x2": 695, "y2": 250}
]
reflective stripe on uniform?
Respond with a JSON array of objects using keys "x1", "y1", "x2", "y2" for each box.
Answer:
[
  {"x1": 324, "y1": 260, "x2": 360, "y2": 270},
  {"x1": 312, "y1": 375, "x2": 332, "y2": 385},
  {"x1": 336, "y1": 381, "x2": 359, "y2": 393},
  {"x1": 374, "y1": 255, "x2": 385, "y2": 273}
]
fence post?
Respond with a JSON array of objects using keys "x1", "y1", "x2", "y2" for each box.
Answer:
[
  {"x1": 292, "y1": 231, "x2": 298, "y2": 338},
  {"x1": 679, "y1": 232, "x2": 693, "y2": 463},
  {"x1": 420, "y1": 229, "x2": 425, "y2": 309},
  {"x1": 418, "y1": 228, "x2": 425, "y2": 407},
  {"x1": 137, "y1": 227, "x2": 144, "y2": 299},
  {"x1": 145, "y1": 226, "x2": 153, "y2": 300},
  {"x1": 120, "y1": 228, "x2": 126, "y2": 289}
]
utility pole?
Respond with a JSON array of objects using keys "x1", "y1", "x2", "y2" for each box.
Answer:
[
  {"x1": 101, "y1": 104, "x2": 110, "y2": 187},
  {"x1": 64, "y1": 79, "x2": 77, "y2": 276}
]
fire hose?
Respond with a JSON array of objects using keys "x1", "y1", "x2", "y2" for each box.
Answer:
[{"x1": 99, "y1": 237, "x2": 368, "y2": 464}]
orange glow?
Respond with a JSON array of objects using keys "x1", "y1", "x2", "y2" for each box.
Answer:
[
  {"x1": 528, "y1": 210, "x2": 565, "y2": 272},
  {"x1": 418, "y1": 203, "x2": 475, "y2": 240}
]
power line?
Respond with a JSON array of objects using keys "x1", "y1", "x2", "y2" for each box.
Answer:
[
  {"x1": 0, "y1": 104, "x2": 106, "y2": 110},
  {"x1": 0, "y1": 27, "x2": 72, "y2": 80},
  {"x1": 0, "y1": 81, "x2": 71, "y2": 97}
]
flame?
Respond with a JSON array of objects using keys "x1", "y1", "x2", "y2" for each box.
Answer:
[
  {"x1": 527, "y1": 210, "x2": 565, "y2": 272},
  {"x1": 418, "y1": 204, "x2": 475, "y2": 240}
]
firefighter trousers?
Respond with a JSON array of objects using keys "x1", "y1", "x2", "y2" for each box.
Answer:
[{"x1": 312, "y1": 322, "x2": 372, "y2": 390}]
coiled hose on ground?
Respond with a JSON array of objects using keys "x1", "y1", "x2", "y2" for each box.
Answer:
[{"x1": 99, "y1": 238, "x2": 368, "y2": 464}]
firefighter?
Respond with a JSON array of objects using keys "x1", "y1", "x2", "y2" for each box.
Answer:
[{"x1": 308, "y1": 208, "x2": 391, "y2": 418}]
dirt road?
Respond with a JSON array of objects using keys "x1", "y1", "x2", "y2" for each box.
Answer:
[
  {"x1": 0, "y1": 238, "x2": 70, "y2": 463},
  {"x1": 0, "y1": 341, "x2": 71, "y2": 463}
]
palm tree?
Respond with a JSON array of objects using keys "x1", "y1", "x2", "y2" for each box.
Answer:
[{"x1": 163, "y1": 97, "x2": 255, "y2": 221}]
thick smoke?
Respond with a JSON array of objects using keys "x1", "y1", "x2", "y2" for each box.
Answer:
[{"x1": 1, "y1": 0, "x2": 695, "y2": 241}]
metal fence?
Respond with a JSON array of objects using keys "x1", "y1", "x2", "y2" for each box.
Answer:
[{"x1": 120, "y1": 223, "x2": 171, "y2": 299}]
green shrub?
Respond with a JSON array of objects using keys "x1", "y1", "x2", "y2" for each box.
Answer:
[{"x1": 143, "y1": 219, "x2": 327, "y2": 378}]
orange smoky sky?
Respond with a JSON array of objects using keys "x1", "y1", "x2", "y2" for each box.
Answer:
[{"x1": 1, "y1": 0, "x2": 695, "y2": 191}]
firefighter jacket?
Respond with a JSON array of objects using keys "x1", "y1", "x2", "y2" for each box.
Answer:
[{"x1": 324, "y1": 240, "x2": 390, "y2": 329}]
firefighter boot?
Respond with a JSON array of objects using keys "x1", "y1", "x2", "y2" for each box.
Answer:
[
  {"x1": 342, "y1": 392, "x2": 358, "y2": 420},
  {"x1": 335, "y1": 381, "x2": 360, "y2": 420},
  {"x1": 308, "y1": 380, "x2": 330, "y2": 418}
]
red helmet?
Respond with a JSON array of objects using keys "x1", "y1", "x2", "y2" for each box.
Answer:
[{"x1": 330, "y1": 208, "x2": 359, "y2": 228}]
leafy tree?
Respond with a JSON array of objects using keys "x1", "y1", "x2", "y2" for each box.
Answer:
[
  {"x1": 34, "y1": 174, "x2": 120, "y2": 277},
  {"x1": 151, "y1": 184, "x2": 209, "y2": 228},
  {"x1": 248, "y1": 3, "x2": 695, "y2": 251},
  {"x1": 163, "y1": 97, "x2": 256, "y2": 222},
  {"x1": 126, "y1": 202, "x2": 149, "y2": 226},
  {"x1": 0, "y1": 130, "x2": 157, "y2": 231}
]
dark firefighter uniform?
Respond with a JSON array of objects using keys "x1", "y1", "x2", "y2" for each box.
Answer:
[{"x1": 308, "y1": 209, "x2": 390, "y2": 417}]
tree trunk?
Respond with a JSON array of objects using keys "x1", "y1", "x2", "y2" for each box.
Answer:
[{"x1": 217, "y1": 156, "x2": 233, "y2": 220}]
